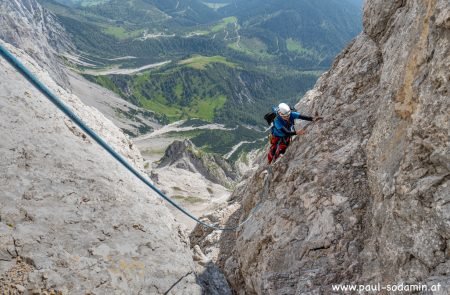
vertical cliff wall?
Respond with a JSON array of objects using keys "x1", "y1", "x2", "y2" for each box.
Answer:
[
  {"x1": 0, "y1": 1, "x2": 203, "y2": 293},
  {"x1": 0, "y1": 0, "x2": 74, "y2": 86},
  {"x1": 0, "y1": 43, "x2": 203, "y2": 295},
  {"x1": 193, "y1": 0, "x2": 449, "y2": 293}
]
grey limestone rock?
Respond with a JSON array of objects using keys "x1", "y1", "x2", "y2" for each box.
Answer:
[
  {"x1": 158, "y1": 139, "x2": 239, "y2": 188},
  {"x1": 0, "y1": 42, "x2": 202, "y2": 295},
  {"x1": 0, "y1": 0, "x2": 74, "y2": 87}
]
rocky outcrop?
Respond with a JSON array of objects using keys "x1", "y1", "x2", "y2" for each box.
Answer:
[
  {"x1": 67, "y1": 70, "x2": 160, "y2": 138},
  {"x1": 143, "y1": 139, "x2": 236, "y2": 234},
  {"x1": 0, "y1": 0, "x2": 74, "y2": 86},
  {"x1": 0, "y1": 0, "x2": 160, "y2": 138},
  {"x1": 0, "y1": 42, "x2": 202, "y2": 294},
  {"x1": 193, "y1": 0, "x2": 450, "y2": 294},
  {"x1": 157, "y1": 139, "x2": 239, "y2": 188}
]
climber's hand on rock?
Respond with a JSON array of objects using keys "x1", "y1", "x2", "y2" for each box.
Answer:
[{"x1": 296, "y1": 129, "x2": 306, "y2": 136}]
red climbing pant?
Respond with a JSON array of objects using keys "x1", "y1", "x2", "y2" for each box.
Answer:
[{"x1": 268, "y1": 136, "x2": 291, "y2": 164}]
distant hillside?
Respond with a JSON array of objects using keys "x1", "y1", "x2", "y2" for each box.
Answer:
[
  {"x1": 39, "y1": 0, "x2": 361, "y2": 133},
  {"x1": 46, "y1": 0, "x2": 221, "y2": 25},
  {"x1": 83, "y1": 55, "x2": 318, "y2": 125},
  {"x1": 41, "y1": 0, "x2": 362, "y2": 70},
  {"x1": 217, "y1": 0, "x2": 362, "y2": 67}
]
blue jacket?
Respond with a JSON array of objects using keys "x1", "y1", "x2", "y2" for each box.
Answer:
[{"x1": 272, "y1": 111, "x2": 313, "y2": 138}]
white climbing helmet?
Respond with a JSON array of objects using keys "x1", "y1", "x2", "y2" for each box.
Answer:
[{"x1": 278, "y1": 103, "x2": 291, "y2": 117}]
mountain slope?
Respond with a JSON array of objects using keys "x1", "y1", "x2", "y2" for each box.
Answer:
[
  {"x1": 192, "y1": 0, "x2": 450, "y2": 293},
  {"x1": 149, "y1": 139, "x2": 237, "y2": 230},
  {"x1": 50, "y1": 0, "x2": 220, "y2": 25},
  {"x1": 0, "y1": 42, "x2": 202, "y2": 294},
  {"x1": 0, "y1": 0, "x2": 203, "y2": 293},
  {"x1": 40, "y1": 0, "x2": 362, "y2": 70},
  {"x1": 218, "y1": 0, "x2": 362, "y2": 67},
  {"x1": 84, "y1": 58, "x2": 318, "y2": 125},
  {"x1": 157, "y1": 139, "x2": 238, "y2": 187},
  {"x1": 37, "y1": 0, "x2": 362, "y2": 136},
  {"x1": 0, "y1": 0, "x2": 74, "y2": 86}
]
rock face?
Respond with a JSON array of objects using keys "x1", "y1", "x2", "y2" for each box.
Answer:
[
  {"x1": 0, "y1": 0, "x2": 203, "y2": 292},
  {"x1": 158, "y1": 139, "x2": 239, "y2": 188},
  {"x1": 0, "y1": 0, "x2": 74, "y2": 86},
  {"x1": 194, "y1": 0, "x2": 450, "y2": 294},
  {"x1": 67, "y1": 70, "x2": 160, "y2": 138},
  {"x1": 151, "y1": 139, "x2": 237, "y2": 231},
  {"x1": 0, "y1": 43, "x2": 202, "y2": 294}
]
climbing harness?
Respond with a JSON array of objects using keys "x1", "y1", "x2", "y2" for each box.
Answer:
[{"x1": 0, "y1": 44, "x2": 258, "y2": 231}]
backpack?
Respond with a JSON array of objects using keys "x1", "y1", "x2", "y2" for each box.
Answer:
[
  {"x1": 263, "y1": 111, "x2": 277, "y2": 125},
  {"x1": 263, "y1": 105, "x2": 296, "y2": 125}
]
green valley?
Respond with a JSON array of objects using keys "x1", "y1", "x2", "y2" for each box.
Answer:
[
  {"x1": 39, "y1": 0, "x2": 362, "y2": 160},
  {"x1": 83, "y1": 56, "x2": 318, "y2": 125},
  {"x1": 41, "y1": 0, "x2": 361, "y2": 70}
]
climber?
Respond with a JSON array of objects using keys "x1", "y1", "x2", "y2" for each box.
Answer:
[{"x1": 268, "y1": 103, "x2": 321, "y2": 164}]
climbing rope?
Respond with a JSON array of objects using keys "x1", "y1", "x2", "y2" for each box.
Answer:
[{"x1": 0, "y1": 44, "x2": 259, "y2": 231}]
